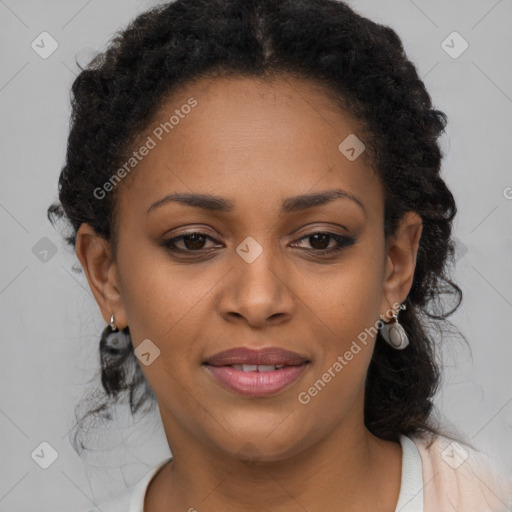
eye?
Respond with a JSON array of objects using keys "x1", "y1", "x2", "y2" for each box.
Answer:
[
  {"x1": 161, "y1": 230, "x2": 356, "y2": 256},
  {"x1": 161, "y1": 232, "x2": 220, "y2": 252},
  {"x1": 291, "y1": 232, "x2": 356, "y2": 254}
]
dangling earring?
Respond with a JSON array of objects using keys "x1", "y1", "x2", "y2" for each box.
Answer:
[
  {"x1": 109, "y1": 313, "x2": 118, "y2": 332},
  {"x1": 379, "y1": 303, "x2": 409, "y2": 350}
]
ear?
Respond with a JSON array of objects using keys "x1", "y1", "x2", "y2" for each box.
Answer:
[
  {"x1": 380, "y1": 211, "x2": 423, "y2": 317},
  {"x1": 75, "y1": 223, "x2": 128, "y2": 330}
]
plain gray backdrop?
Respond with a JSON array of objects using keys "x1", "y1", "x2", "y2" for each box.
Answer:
[{"x1": 1, "y1": 0, "x2": 511, "y2": 510}]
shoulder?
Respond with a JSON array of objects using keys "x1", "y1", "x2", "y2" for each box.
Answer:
[
  {"x1": 409, "y1": 433, "x2": 512, "y2": 512},
  {"x1": 82, "y1": 457, "x2": 173, "y2": 512}
]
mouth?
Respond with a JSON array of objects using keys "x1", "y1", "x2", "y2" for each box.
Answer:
[
  {"x1": 203, "y1": 346, "x2": 310, "y2": 367},
  {"x1": 215, "y1": 363, "x2": 295, "y2": 371},
  {"x1": 202, "y1": 346, "x2": 311, "y2": 397}
]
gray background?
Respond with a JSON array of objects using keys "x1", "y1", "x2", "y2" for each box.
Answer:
[{"x1": 1, "y1": 0, "x2": 511, "y2": 510}]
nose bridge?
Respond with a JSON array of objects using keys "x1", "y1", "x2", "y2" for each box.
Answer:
[
  {"x1": 220, "y1": 232, "x2": 294, "y2": 324},
  {"x1": 235, "y1": 232, "x2": 282, "y2": 296}
]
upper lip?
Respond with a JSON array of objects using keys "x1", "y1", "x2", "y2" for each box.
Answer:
[{"x1": 204, "y1": 347, "x2": 310, "y2": 367}]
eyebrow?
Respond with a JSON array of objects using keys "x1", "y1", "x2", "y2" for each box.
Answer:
[{"x1": 146, "y1": 188, "x2": 365, "y2": 215}]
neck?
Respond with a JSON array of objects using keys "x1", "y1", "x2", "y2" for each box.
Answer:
[{"x1": 145, "y1": 407, "x2": 402, "y2": 511}]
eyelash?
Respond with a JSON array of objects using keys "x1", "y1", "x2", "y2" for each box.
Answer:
[{"x1": 161, "y1": 231, "x2": 356, "y2": 257}]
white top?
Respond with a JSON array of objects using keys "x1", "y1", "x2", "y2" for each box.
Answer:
[{"x1": 84, "y1": 434, "x2": 512, "y2": 512}]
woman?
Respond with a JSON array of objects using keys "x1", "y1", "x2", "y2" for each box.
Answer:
[{"x1": 47, "y1": 0, "x2": 512, "y2": 510}]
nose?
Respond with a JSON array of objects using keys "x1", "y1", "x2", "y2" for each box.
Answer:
[{"x1": 217, "y1": 239, "x2": 295, "y2": 328}]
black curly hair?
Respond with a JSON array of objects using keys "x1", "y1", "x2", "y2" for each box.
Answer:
[{"x1": 48, "y1": 0, "x2": 470, "y2": 454}]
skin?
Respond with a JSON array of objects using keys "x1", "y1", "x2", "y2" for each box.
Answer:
[{"x1": 76, "y1": 75, "x2": 423, "y2": 512}]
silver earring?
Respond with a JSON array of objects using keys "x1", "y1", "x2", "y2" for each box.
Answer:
[
  {"x1": 380, "y1": 303, "x2": 409, "y2": 350},
  {"x1": 109, "y1": 313, "x2": 118, "y2": 332}
]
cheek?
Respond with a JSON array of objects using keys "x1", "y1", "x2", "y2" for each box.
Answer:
[
  {"x1": 310, "y1": 254, "x2": 383, "y2": 333},
  {"x1": 297, "y1": 266, "x2": 381, "y2": 418},
  {"x1": 116, "y1": 239, "x2": 212, "y2": 340},
  {"x1": 115, "y1": 246, "x2": 207, "y2": 404},
  {"x1": 302, "y1": 247, "x2": 384, "y2": 395}
]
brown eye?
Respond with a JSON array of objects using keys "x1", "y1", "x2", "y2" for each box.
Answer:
[
  {"x1": 307, "y1": 233, "x2": 331, "y2": 250},
  {"x1": 161, "y1": 231, "x2": 356, "y2": 258},
  {"x1": 292, "y1": 232, "x2": 356, "y2": 254},
  {"x1": 180, "y1": 233, "x2": 208, "y2": 250},
  {"x1": 162, "y1": 232, "x2": 219, "y2": 252}
]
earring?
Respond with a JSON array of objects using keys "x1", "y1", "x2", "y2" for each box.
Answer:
[
  {"x1": 109, "y1": 313, "x2": 118, "y2": 332},
  {"x1": 379, "y1": 303, "x2": 409, "y2": 350}
]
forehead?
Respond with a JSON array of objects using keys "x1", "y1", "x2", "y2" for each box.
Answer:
[{"x1": 115, "y1": 74, "x2": 382, "y2": 222}]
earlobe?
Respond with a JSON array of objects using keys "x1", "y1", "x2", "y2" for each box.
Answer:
[
  {"x1": 381, "y1": 211, "x2": 423, "y2": 308},
  {"x1": 75, "y1": 223, "x2": 127, "y2": 329}
]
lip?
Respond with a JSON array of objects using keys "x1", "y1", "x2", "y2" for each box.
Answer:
[
  {"x1": 204, "y1": 363, "x2": 309, "y2": 397},
  {"x1": 203, "y1": 346, "x2": 311, "y2": 397},
  {"x1": 203, "y1": 346, "x2": 310, "y2": 367}
]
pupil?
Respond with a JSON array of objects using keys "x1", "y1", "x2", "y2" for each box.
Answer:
[
  {"x1": 185, "y1": 234, "x2": 205, "y2": 250},
  {"x1": 310, "y1": 234, "x2": 329, "y2": 250}
]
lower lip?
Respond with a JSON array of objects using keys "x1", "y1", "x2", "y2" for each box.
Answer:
[{"x1": 204, "y1": 363, "x2": 309, "y2": 397}]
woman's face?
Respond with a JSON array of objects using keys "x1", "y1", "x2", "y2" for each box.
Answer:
[{"x1": 78, "y1": 75, "x2": 421, "y2": 462}]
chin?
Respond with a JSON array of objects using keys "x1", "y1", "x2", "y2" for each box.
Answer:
[{"x1": 214, "y1": 429, "x2": 312, "y2": 464}]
